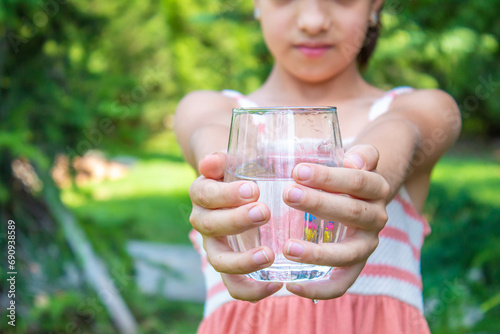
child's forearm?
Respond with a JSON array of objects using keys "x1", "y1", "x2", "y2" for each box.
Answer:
[
  {"x1": 351, "y1": 90, "x2": 461, "y2": 203},
  {"x1": 351, "y1": 118, "x2": 421, "y2": 202},
  {"x1": 189, "y1": 124, "x2": 230, "y2": 172},
  {"x1": 174, "y1": 91, "x2": 235, "y2": 173}
]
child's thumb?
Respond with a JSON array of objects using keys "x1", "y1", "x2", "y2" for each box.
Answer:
[
  {"x1": 343, "y1": 145, "x2": 379, "y2": 171},
  {"x1": 198, "y1": 151, "x2": 227, "y2": 180}
]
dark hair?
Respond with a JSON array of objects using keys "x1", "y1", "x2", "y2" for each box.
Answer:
[{"x1": 357, "y1": 7, "x2": 383, "y2": 70}]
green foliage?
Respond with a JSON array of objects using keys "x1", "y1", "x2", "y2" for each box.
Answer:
[
  {"x1": 422, "y1": 155, "x2": 500, "y2": 333},
  {"x1": 26, "y1": 291, "x2": 116, "y2": 334},
  {"x1": 367, "y1": 0, "x2": 500, "y2": 137},
  {"x1": 127, "y1": 291, "x2": 202, "y2": 334}
]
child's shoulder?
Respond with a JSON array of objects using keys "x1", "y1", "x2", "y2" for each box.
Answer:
[
  {"x1": 389, "y1": 88, "x2": 461, "y2": 166},
  {"x1": 176, "y1": 90, "x2": 238, "y2": 116},
  {"x1": 391, "y1": 88, "x2": 458, "y2": 114},
  {"x1": 387, "y1": 88, "x2": 461, "y2": 129}
]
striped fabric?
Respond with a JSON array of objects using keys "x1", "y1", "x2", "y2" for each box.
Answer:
[
  {"x1": 191, "y1": 87, "x2": 430, "y2": 318},
  {"x1": 348, "y1": 186, "x2": 431, "y2": 312}
]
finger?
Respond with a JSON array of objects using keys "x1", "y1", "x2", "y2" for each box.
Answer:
[
  {"x1": 283, "y1": 185, "x2": 388, "y2": 230},
  {"x1": 292, "y1": 164, "x2": 390, "y2": 200},
  {"x1": 191, "y1": 202, "x2": 270, "y2": 236},
  {"x1": 190, "y1": 177, "x2": 260, "y2": 209},
  {"x1": 286, "y1": 262, "x2": 365, "y2": 300},
  {"x1": 198, "y1": 152, "x2": 227, "y2": 180},
  {"x1": 204, "y1": 236, "x2": 274, "y2": 274},
  {"x1": 343, "y1": 144, "x2": 379, "y2": 171},
  {"x1": 282, "y1": 231, "x2": 379, "y2": 267},
  {"x1": 221, "y1": 274, "x2": 283, "y2": 302}
]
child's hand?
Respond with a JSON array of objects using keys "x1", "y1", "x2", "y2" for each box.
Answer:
[
  {"x1": 283, "y1": 144, "x2": 391, "y2": 299},
  {"x1": 189, "y1": 145, "x2": 389, "y2": 302},
  {"x1": 189, "y1": 152, "x2": 284, "y2": 301}
]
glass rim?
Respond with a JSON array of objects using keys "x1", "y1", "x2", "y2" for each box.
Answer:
[{"x1": 233, "y1": 106, "x2": 337, "y2": 114}]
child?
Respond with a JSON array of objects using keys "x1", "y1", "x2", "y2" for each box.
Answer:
[{"x1": 175, "y1": 0, "x2": 461, "y2": 333}]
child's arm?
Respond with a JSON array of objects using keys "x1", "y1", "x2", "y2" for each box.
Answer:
[
  {"x1": 280, "y1": 89, "x2": 461, "y2": 298},
  {"x1": 174, "y1": 90, "x2": 235, "y2": 172},
  {"x1": 357, "y1": 89, "x2": 462, "y2": 204},
  {"x1": 176, "y1": 90, "x2": 285, "y2": 299}
]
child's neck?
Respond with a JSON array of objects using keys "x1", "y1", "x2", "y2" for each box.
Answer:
[{"x1": 255, "y1": 62, "x2": 372, "y2": 106}]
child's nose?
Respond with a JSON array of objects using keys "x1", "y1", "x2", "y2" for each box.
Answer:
[{"x1": 297, "y1": 1, "x2": 331, "y2": 35}]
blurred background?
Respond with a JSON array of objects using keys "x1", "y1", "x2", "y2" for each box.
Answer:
[{"x1": 0, "y1": 0, "x2": 499, "y2": 333}]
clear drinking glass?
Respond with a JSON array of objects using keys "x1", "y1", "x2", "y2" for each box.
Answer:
[{"x1": 224, "y1": 106, "x2": 346, "y2": 282}]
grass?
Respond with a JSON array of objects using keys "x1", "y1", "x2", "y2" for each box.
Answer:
[
  {"x1": 430, "y1": 155, "x2": 500, "y2": 208},
  {"x1": 422, "y1": 148, "x2": 500, "y2": 333},
  {"x1": 63, "y1": 131, "x2": 197, "y2": 244},
  {"x1": 55, "y1": 134, "x2": 500, "y2": 333},
  {"x1": 63, "y1": 159, "x2": 196, "y2": 244}
]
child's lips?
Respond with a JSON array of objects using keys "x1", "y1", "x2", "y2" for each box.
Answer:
[{"x1": 296, "y1": 44, "x2": 332, "y2": 58}]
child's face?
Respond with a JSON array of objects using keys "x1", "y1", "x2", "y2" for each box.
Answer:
[{"x1": 256, "y1": 0, "x2": 382, "y2": 82}]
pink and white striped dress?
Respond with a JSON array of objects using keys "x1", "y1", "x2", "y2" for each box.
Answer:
[{"x1": 190, "y1": 87, "x2": 432, "y2": 334}]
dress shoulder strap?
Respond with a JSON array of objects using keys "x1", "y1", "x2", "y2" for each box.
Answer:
[
  {"x1": 221, "y1": 89, "x2": 259, "y2": 108},
  {"x1": 368, "y1": 86, "x2": 414, "y2": 121}
]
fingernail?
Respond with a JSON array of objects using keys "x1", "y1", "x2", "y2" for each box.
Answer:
[
  {"x1": 286, "y1": 187, "x2": 304, "y2": 203},
  {"x1": 346, "y1": 154, "x2": 364, "y2": 169},
  {"x1": 297, "y1": 165, "x2": 312, "y2": 180},
  {"x1": 286, "y1": 241, "x2": 304, "y2": 257},
  {"x1": 239, "y1": 183, "x2": 254, "y2": 199},
  {"x1": 248, "y1": 205, "x2": 265, "y2": 222},
  {"x1": 253, "y1": 250, "x2": 270, "y2": 265},
  {"x1": 287, "y1": 284, "x2": 303, "y2": 294}
]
